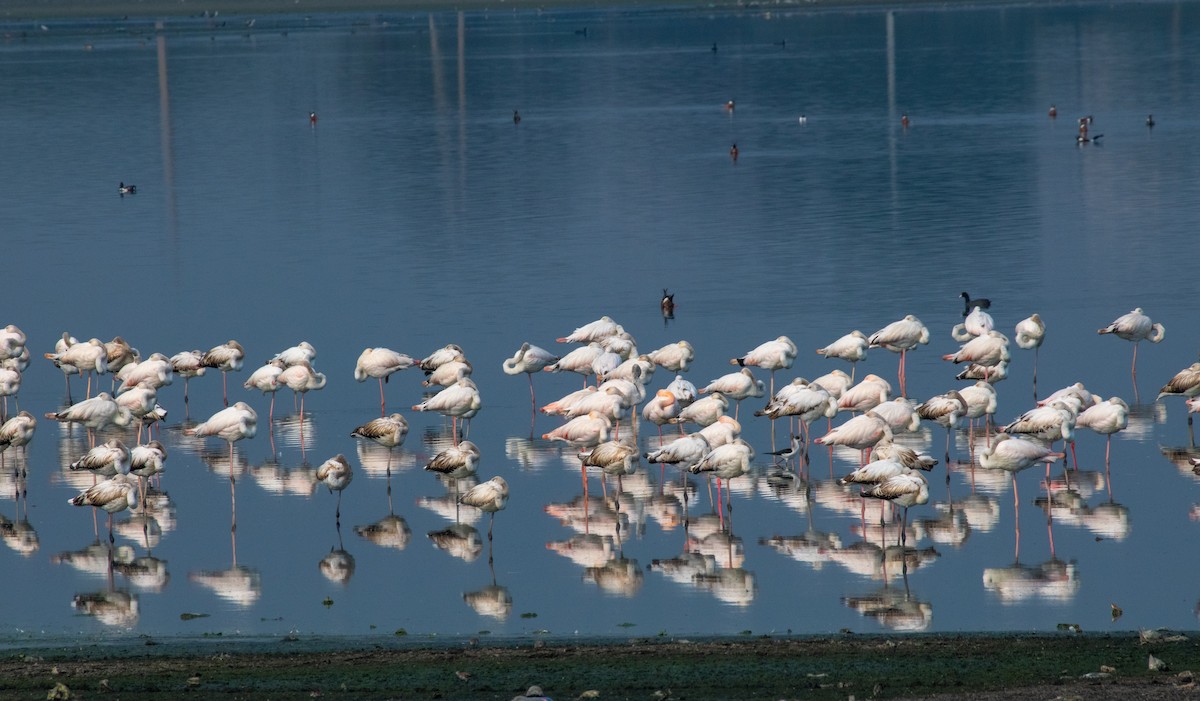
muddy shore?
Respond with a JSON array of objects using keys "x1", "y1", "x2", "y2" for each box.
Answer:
[{"x1": 3, "y1": 632, "x2": 1200, "y2": 699}]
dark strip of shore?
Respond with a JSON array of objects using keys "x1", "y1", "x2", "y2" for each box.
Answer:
[{"x1": 2, "y1": 632, "x2": 1199, "y2": 699}]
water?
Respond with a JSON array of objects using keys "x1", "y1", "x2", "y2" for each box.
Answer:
[{"x1": 2, "y1": 1, "x2": 1200, "y2": 641}]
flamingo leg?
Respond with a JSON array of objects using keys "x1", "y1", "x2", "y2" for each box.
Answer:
[
  {"x1": 378, "y1": 378, "x2": 386, "y2": 416},
  {"x1": 222, "y1": 371, "x2": 229, "y2": 407}
]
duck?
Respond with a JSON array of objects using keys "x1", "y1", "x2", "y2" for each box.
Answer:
[{"x1": 118, "y1": 182, "x2": 137, "y2": 195}]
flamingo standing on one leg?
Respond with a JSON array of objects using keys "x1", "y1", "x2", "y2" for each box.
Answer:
[
  {"x1": 355, "y1": 347, "x2": 416, "y2": 416},
  {"x1": 1098, "y1": 307, "x2": 1165, "y2": 388},
  {"x1": 200, "y1": 340, "x2": 246, "y2": 407},
  {"x1": 868, "y1": 316, "x2": 929, "y2": 398},
  {"x1": 502, "y1": 342, "x2": 559, "y2": 412}
]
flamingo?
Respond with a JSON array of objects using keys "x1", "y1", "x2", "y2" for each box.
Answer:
[
  {"x1": 1000, "y1": 400, "x2": 1078, "y2": 468},
  {"x1": 1076, "y1": 397, "x2": 1129, "y2": 466},
  {"x1": 979, "y1": 434, "x2": 1065, "y2": 524},
  {"x1": 418, "y1": 344, "x2": 466, "y2": 374},
  {"x1": 816, "y1": 331, "x2": 868, "y2": 381},
  {"x1": 642, "y1": 389, "x2": 680, "y2": 440},
  {"x1": 0, "y1": 411, "x2": 36, "y2": 454},
  {"x1": 423, "y1": 360, "x2": 472, "y2": 389},
  {"x1": 860, "y1": 471, "x2": 929, "y2": 546},
  {"x1": 270, "y1": 341, "x2": 316, "y2": 366},
  {"x1": 699, "y1": 368, "x2": 765, "y2": 420},
  {"x1": 838, "y1": 374, "x2": 892, "y2": 414},
  {"x1": 459, "y1": 476, "x2": 509, "y2": 542},
  {"x1": 243, "y1": 360, "x2": 285, "y2": 420},
  {"x1": 44, "y1": 392, "x2": 133, "y2": 447},
  {"x1": 68, "y1": 475, "x2": 138, "y2": 543},
  {"x1": 958, "y1": 381, "x2": 998, "y2": 438},
  {"x1": 200, "y1": 340, "x2": 246, "y2": 407},
  {"x1": 697, "y1": 415, "x2": 742, "y2": 448},
  {"x1": 871, "y1": 438, "x2": 938, "y2": 471},
  {"x1": 351, "y1": 413, "x2": 409, "y2": 476},
  {"x1": 502, "y1": 342, "x2": 559, "y2": 408},
  {"x1": 689, "y1": 439, "x2": 754, "y2": 526},
  {"x1": 0, "y1": 368, "x2": 19, "y2": 419},
  {"x1": 129, "y1": 440, "x2": 167, "y2": 503},
  {"x1": 544, "y1": 343, "x2": 605, "y2": 387},
  {"x1": 45, "y1": 338, "x2": 108, "y2": 399},
  {"x1": 951, "y1": 307, "x2": 995, "y2": 342},
  {"x1": 170, "y1": 350, "x2": 207, "y2": 412},
  {"x1": 815, "y1": 412, "x2": 892, "y2": 464},
  {"x1": 917, "y1": 390, "x2": 968, "y2": 464},
  {"x1": 644, "y1": 433, "x2": 709, "y2": 469},
  {"x1": 542, "y1": 411, "x2": 611, "y2": 447},
  {"x1": 810, "y1": 369, "x2": 852, "y2": 400},
  {"x1": 316, "y1": 454, "x2": 353, "y2": 521},
  {"x1": 354, "y1": 347, "x2": 416, "y2": 416},
  {"x1": 956, "y1": 360, "x2": 1010, "y2": 384},
  {"x1": 1157, "y1": 361, "x2": 1200, "y2": 427},
  {"x1": 557, "y1": 316, "x2": 624, "y2": 344},
  {"x1": 1014, "y1": 314, "x2": 1046, "y2": 391},
  {"x1": 674, "y1": 392, "x2": 729, "y2": 428},
  {"x1": 579, "y1": 440, "x2": 639, "y2": 496},
  {"x1": 115, "y1": 384, "x2": 158, "y2": 443},
  {"x1": 944, "y1": 330, "x2": 1010, "y2": 383},
  {"x1": 186, "y1": 402, "x2": 258, "y2": 480},
  {"x1": 69, "y1": 438, "x2": 132, "y2": 478},
  {"x1": 867, "y1": 398, "x2": 922, "y2": 435},
  {"x1": 425, "y1": 440, "x2": 481, "y2": 480},
  {"x1": 868, "y1": 315, "x2": 929, "y2": 397},
  {"x1": 647, "y1": 341, "x2": 695, "y2": 373},
  {"x1": 412, "y1": 371, "x2": 481, "y2": 444},
  {"x1": 731, "y1": 335, "x2": 797, "y2": 396},
  {"x1": 1098, "y1": 307, "x2": 1165, "y2": 381},
  {"x1": 277, "y1": 360, "x2": 327, "y2": 417}
]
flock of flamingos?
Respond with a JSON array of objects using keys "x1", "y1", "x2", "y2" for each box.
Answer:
[{"x1": 0, "y1": 298, "x2": 1198, "y2": 550}]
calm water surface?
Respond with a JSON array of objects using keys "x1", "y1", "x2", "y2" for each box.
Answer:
[{"x1": 2, "y1": 1, "x2": 1200, "y2": 641}]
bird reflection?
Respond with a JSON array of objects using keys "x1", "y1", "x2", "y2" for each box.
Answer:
[
  {"x1": 189, "y1": 467, "x2": 261, "y2": 607},
  {"x1": 113, "y1": 511, "x2": 162, "y2": 549},
  {"x1": 464, "y1": 583, "x2": 513, "y2": 620},
  {"x1": 828, "y1": 541, "x2": 940, "y2": 581},
  {"x1": 1034, "y1": 488, "x2": 1130, "y2": 541},
  {"x1": 504, "y1": 436, "x2": 560, "y2": 471},
  {"x1": 688, "y1": 528, "x2": 745, "y2": 570},
  {"x1": 355, "y1": 440, "x2": 417, "y2": 477},
  {"x1": 546, "y1": 533, "x2": 616, "y2": 568},
  {"x1": 759, "y1": 531, "x2": 842, "y2": 571},
  {"x1": 956, "y1": 493, "x2": 1000, "y2": 533},
  {"x1": 73, "y1": 589, "x2": 139, "y2": 627},
  {"x1": 249, "y1": 458, "x2": 317, "y2": 497},
  {"x1": 583, "y1": 556, "x2": 643, "y2": 596},
  {"x1": 544, "y1": 495, "x2": 628, "y2": 539},
  {"x1": 982, "y1": 558, "x2": 1080, "y2": 603},
  {"x1": 427, "y1": 522, "x2": 482, "y2": 562},
  {"x1": 0, "y1": 513, "x2": 38, "y2": 556},
  {"x1": 911, "y1": 505, "x2": 971, "y2": 548},
  {"x1": 355, "y1": 514, "x2": 412, "y2": 550},
  {"x1": 693, "y1": 567, "x2": 756, "y2": 606},
  {"x1": 114, "y1": 553, "x2": 170, "y2": 592},
  {"x1": 319, "y1": 522, "x2": 355, "y2": 585},
  {"x1": 1160, "y1": 446, "x2": 1200, "y2": 479},
  {"x1": 650, "y1": 551, "x2": 717, "y2": 584},
  {"x1": 417, "y1": 477, "x2": 482, "y2": 524},
  {"x1": 273, "y1": 412, "x2": 316, "y2": 458},
  {"x1": 843, "y1": 581, "x2": 933, "y2": 631}
]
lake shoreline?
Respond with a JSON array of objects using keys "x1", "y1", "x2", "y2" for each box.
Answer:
[{"x1": 3, "y1": 631, "x2": 1199, "y2": 699}]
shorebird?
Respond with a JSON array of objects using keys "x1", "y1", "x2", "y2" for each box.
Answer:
[
  {"x1": 544, "y1": 343, "x2": 605, "y2": 387},
  {"x1": 355, "y1": 347, "x2": 416, "y2": 415},
  {"x1": 579, "y1": 440, "x2": 639, "y2": 497},
  {"x1": 979, "y1": 433, "x2": 1065, "y2": 514},
  {"x1": 644, "y1": 433, "x2": 709, "y2": 470},
  {"x1": 951, "y1": 307, "x2": 995, "y2": 342},
  {"x1": 700, "y1": 368, "x2": 765, "y2": 420},
  {"x1": 44, "y1": 392, "x2": 133, "y2": 447},
  {"x1": 277, "y1": 360, "x2": 327, "y2": 416},
  {"x1": 917, "y1": 390, "x2": 968, "y2": 463},
  {"x1": 170, "y1": 350, "x2": 207, "y2": 411},
  {"x1": 731, "y1": 336, "x2": 797, "y2": 396},
  {"x1": 68, "y1": 475, "x2": 138, "y2": 543},
  {"x1": 0, "y1": 410, "x2": 36, "y2": 454},
  {"x1": 838, "y1": 374, "x2": 892, "y2": 415},
  {"x1": 674, "y1": 392, "x2": 729, "y2": 428},
  {"x1": 69, "y1": 438, "x2": 132, "y2": 478},
  {"x1": 767, "y1": 435, "x2": 804, "y2": 467},
  {"x1": 1157, "y1": 361, "x2": 1200, "y2": 426},
  {"x1": 502, "y1": 342, "x2": 559, "y2": 409},
  {"x1": 418, "y1": 344, "x2": 466, "y2": 374},
  {"x1": 316, "y1": 454, "x2": 353, "y2": 520},
  {"x1": 815, "y1": 412, "x2": 893, "y2": 464},
  {"x1": 868, "y1": 315, "x2": 929, "y2": 397},
  {"x1": 642, "y1": 389, "x2": 681, "y2": 440},
  {"x1": 424, "y1": 440, "x2": 480, "y2": 480},
  {"x1": 689, "y1": 439, "x2": 754, "y2": 526},
  {"x1": 200, "y1": 340, "x2": 245, "y2": 407},
  {"x1": 186, "y1": 402, "x2": 258, "y2": 477},
  {"x1": 542, "y1": 410, "x2": 611, "y2": 447},
  {"x1": 243, "y1": 359, "x2": 285, "y2": 420},
  {"x1": 557, "y1": 316, "x2": 624, "y2": 344},
  {"x1": 270, "y1": 341, "x2": 316, "y2": 367},
  {"x1": 860, "y1": 471, "x2": 929, "y2": 546},
  {"x1": 459, "y1": 476, "x2": 509, "y2": 541},
  {"x1": 1098, "y1": 307, "x2": 1165, "y2": 380},
  {"x1": 648, "y1": 341, "x2": 694, "y2": 373},
  {"x1": 129, "y1": 440, "x2": 167, "y2": 502},
  {"x1": 351, "y1": 413, "x2": 409, "y2": 475},
  {"x1": 412, "y1": 371, "x2": 480, "y2": 444},
  {"x1": 960, "y1": 292, "x2": 991, "y2": 316},
  {"x1": 815, "y1": 331, "x2": 869, "y2": 381},
  {"x1": 1075, "y1": 397, "x2": 1129, "y2": 465},
  {"x1": 45, "y1": 338, "x2": 108, "y2": 399}
]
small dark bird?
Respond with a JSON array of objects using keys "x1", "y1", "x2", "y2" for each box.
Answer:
[
  {"x1": 960, "y1": 292, "x2": 990, "y2": 316},
  {"x1": 1146, "y1": 114, "x2": 1155, "y2": 128},
  {"x1": 118, "y1": 182, "x2": 136, "y2": 195},
  {"x1": 574, "y1": 27, "x2": 588, "y2": 37},
  {"x1": 513, "y1": 110, "x2": 521, "y2": 125},
  {"x1": 1048, "y1": 104, "x2": 1057, "y2": 118},
  {"x1": 767, "y1": 435, "x2": 804, "y2": 465},
  {"x1": 729, "y1": 143, "x2": 738, "y2": 162},
  {"x1": 711, "y1": 42, "x2": 718, "y2": 52},
  {"x1": 661, "y1": 289, "x2": 675, "y2": 317}
]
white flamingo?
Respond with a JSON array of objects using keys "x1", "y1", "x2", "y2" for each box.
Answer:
[
  {"x1": 868, "y1": 315, "x2": 929, "y2": 397},
  {"x1": 816, "y1": 331, "x2": 868, "y2": 381},
  {"x1": 316, "y1": 454, "x2": 353, "y2": 520},
  {"x1": 502, "y1": 342, "x2": 558, "y2": 409},
  {"x1": 200, "y1": 340, "x2": 245, "y2": 407},
  {"x1": 1098, "y1": 307, "x2": 1165, "y2": 380},
  {"x1": 412, "y1": 372, "x2": 480, "y2": 444}
]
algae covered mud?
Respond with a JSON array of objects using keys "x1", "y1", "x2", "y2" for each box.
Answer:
[{"x1": 2, "y1": 633, "x2": 1200, "y2": 700}]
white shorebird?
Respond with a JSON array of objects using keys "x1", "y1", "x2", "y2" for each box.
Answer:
[
  {"x1": 1098, "y1": 307, "x2": 1165, "y2": 381},
  {"x1": 277, "y1": 360, "x2": 328, "y2": 416},
  {"x1": 316, "y1": 454, "x2": 353, "y2": 520},
  {"x1": 70, "y1": 438, "x2": 132, "y2": 478},
  {"x1": 68, "y1": 474, "x2": 138, "y2": 543},
  {"x1": 418, "y1": 344, "x2": 466, "y2": 374},
  {"x1": 1014, "y1": 313, "x2": 1046, "y2": 390},
  {"x1": 412, "y1": 372, "x2": 480, "y2": 444},
  {"x1": 648, "y1": 341, "x2": 695, "y2": 373},
  {"x1": 917, "y1": 390, "x2": 968, "y2": 463},
  {"x1": 557, "y1": 316, "x2": 624, "y2": 344},
  {"x1": 958, "y1": 381, "x2": 998, "y2": 437},
  {"x1": 731, "y1": 335, "x2": 797, "y2": 396},
  {"x1": 867, "y1": 397, "x2": 922, "y2": 435},
  {"x1": 544, "y1": 343, "x2": 605, "y2": 387},
  {"x1": 700, "y1": 368, "x2": 765, "y2": 420},
  {"x1": 666, "y1": 374, "x2": 698, "y2": 407},
  {"x1": 170, "y1": 350, "x2": 207, "y2": 411},
  {"x1": 270, "y1": 341, "x2": 316, "y2": 367},
  {"x1": 644, "y1": 433, "x2": 709, "y2": 469},
  {"x1": 816, "y1": 331, "x2": 869, "y2": 381},
  {"x1": 423, "y1": 360, "x2": 472, "y2": 389},
  {"x1": 674, "y1": 392, "x2": 729, "y2": 428},
  {"x1": 943, "y1": 330, "x2": 1010, "y2": 383},
  {"x1": 48, "y1": 332, "x2": 80, "y2": 400},
  {"x1": 45, "y1": 338, "x2": 108, "y2": 399},
  {"x1": 579, "y1": 440, "x2": 639, "y2": 497},
  {"x1": 1157, "y1": 361, "x2": 1200, "y2": 427},
  {"x1": 859, "y1": 471, "x2": 929, "y2": 546},
  {"x1": 0, "y1": 410, "x2": 36, "y2": 455},
  {"x1": 872, "y1": 438, "x2": 938, "y2": 471},
  {"x1": 951, "y1": 307, "x2": 995, "y2": 342},
  {"x1": 868, "y1": 315, "x2": 929, "y2": 397},
  {"x1": 1075, "y1": 396, "x2": 1129, "y2": 465},
  {"x1": 186, "y1": 402, "x2": 258, "y2": 478},
  {"x1": 1001, "y1": 400, "x2": 1078, "y2": 467},
  {"x1": 117, "y1": 353, "x2": 173, "y2": 393},
  {"x1": 642, "y1": 389, "x2": 681, "y2": 440},
  {"x1": 201, "y1": 340, "x2": 246, "y2": 407},
  {"x1": 0, "y1": 367, "x2": 20, "y2": 418},
  {"x1": 243, "y1": 359, "x2": 285, "y2": 420},
  {"x1": 351, "y1": 413, "x2": 409, "y2": 475},
  {"x1": 542, "y1": 411, "x2": 611, "y2": 447},
  {"x1": 689, "y1": 439, "x2": 754, "y2": 526},
  {"x1": 838, "y1": 374, "x2": 892, "y2": 414},
  {"x1": 459, "y1": 476, "x2": 509, "y2": 542},
  {"x1": 815, "y1": 412, "x2": 893, "y2": 464},
  {"x1": 355, "y1": 347, "x2": 416, "y2": 416},
  {"x1": 425, "y1": 439, "x2": 481, "y2": 480},
  {"x1": 502, "y1": 342, "x2": 559, "y2": 409},
  {"x1": 979, "y1": 433, "x2": 1065, "y2": 518},
  {"x1": 44, "y1": 392, "x2": 133, "y2": 446}
]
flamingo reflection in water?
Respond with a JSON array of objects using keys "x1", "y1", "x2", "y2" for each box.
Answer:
[{"x1": 979, "y1": 434, "x2": 1065, "y2": 559}]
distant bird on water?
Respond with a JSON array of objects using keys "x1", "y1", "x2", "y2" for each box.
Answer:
[
  {"x1": 661, "y1": 289, "x2": 675, "y2": 317},
  {"x1": 513, "y1": 110, "x2": 521, "y2": 125},
  {"x1": 118, "y1": 182, "x2": 136, "y2": 195},
  {"x1": 960, "y1": 292, "x2": 991, "y2": 316}
]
